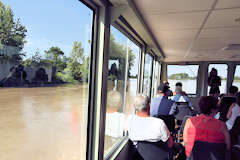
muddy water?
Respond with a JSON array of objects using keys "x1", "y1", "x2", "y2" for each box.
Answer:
[
  {"x1": 0, "y1": 85, "x2": 89, "y2": 160},
  {"x1": 0, "y1": 79, "x2": 138, "y2": 160}
]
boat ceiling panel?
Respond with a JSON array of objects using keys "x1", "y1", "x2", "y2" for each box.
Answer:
[
  {"x1": 144, "y1": 12, "x2": 208, "y2": 30},
  {"x1": 199, "y1": 28, "x2": 240, "y2": 38},
  {"x1": 204, "y1": 8, "x2": 240, "y2": 28},
  {"x1": 131, "y1": 0, "x2": 240, "y2": 62},
  {"x1": 134, "y1": 0, "x2": 214, "y2": 14},
  {"x1": 215, "y1": 0, "x2": 240, "y2": 9}
]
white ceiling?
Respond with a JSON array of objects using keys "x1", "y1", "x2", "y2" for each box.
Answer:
[{"x1": 132, "y1": 0, "x2": 240, "y2": 62}]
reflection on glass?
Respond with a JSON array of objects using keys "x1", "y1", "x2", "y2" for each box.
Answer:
[
  {"x1": 168, "y1": 65, "x2": 199, "y2": 94},
  {"x1": 208, "y1": 64, "x2": 228, "y2": 94},
  {"x1": 143, "y1": 54, "x2": 153, "y2": 97},
  {"x1": 233, "y1": 66, "x2": 240, "y2": 89},
  {"x1": 104, "y1": 26, "x2": 139, "y2": 155},
  {"x1": 153, "y1": 62, "x2": 160, "y2": 97},
  {"x1": 0, "y1": 1, "x2": 93, "y2": 159}
]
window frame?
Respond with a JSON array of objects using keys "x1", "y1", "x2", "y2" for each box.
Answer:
[{"x1": 143, "y1": 53, "x2": 154, "y2": 97}]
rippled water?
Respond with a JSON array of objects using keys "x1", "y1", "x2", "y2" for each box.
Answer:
[{"x1": 0, "y1": 85, "x2": 88, "y2": 160}]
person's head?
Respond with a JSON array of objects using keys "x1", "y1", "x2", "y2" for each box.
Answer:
[
  {"x1": 175, "y1": 82, "x2": 183, "y2": 94},
  {"x1": 158, "y1": 84, "x2": 170, "y2": 96},
  {"x1": 209, "y1": 86, "x2": 220, "y2": 97},
  {"x1": 134, "y1": 94, "x2": 149, "y2": 113},
  {"x1": 107, "y1": 90, "x2": 122, "y2": 112},
  {"x1": 228, "y1": 86, "x2": 238, "y2": 96},
  {"x1": 210, "y1": 68, "x2": 217, "y2": 76},
  {"x1": 199, "y1": 96, "x2": 219, "y2": 115},
  {"x1": 163, "y1": 80, "x2": 169, "y2": 87}
]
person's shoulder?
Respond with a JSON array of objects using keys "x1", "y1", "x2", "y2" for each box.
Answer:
[{"x1": 148, "y1": 117, "x2": 165, "y2": 125}]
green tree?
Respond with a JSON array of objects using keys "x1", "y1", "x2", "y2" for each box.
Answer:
[
  {"x1": 67, "y1": 41, "x2": 89, "y2": 81},
  {"x1": 45, "y1": 46, "x2": 64, "y2": 67},
  {"x1": 168, "y1": 73, "x2": 193, "y2": 80},
  {"x1": 0, "y1": 1, "x2": 27, "y2": 62}
]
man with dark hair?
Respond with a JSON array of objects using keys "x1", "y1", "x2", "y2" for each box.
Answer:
[{"x1": 150, "y1": 84, "x2": 177, "y2": 116}]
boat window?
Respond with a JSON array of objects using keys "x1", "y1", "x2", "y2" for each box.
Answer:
[
  {"x1": 208, "y1": 64, "x2": 228, "y2": 94},
  {"x1": 167, "y1": 65, "x2": 199, "y2": 94},
  {"x1": 153, "y1": 61, "x2": 161, "y2": 97},
  {"x1": 0, "y1": 1, "x2": 93, "y2": 159},
  {"x1": 104, "y1": 26, "x2": 140, "y2": 155},
  {"x1": 232, "y1": 65, "x2": 240, "y2": 89},
  {"x1": 143, "y1": 54, "x2": 153, "y2": 97}
]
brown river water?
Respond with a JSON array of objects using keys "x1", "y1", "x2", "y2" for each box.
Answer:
[
  {"x1": 0, "y1": 85, "x2": 89, "y2": 160},
  {"x1": 0, "y1": 79, "x2": 137, "y2": 160}
]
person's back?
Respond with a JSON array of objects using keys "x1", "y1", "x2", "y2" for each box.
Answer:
[
  {"x1": 183, "y1": 96, "x2": 230, "y2": 158},
  {"x1": 127, "y1": 115, "x2": 169, "y2": 142},
  {"x1": 157, "y1": 96, "x2": 174, "y2": 115},
  {"x1": 184, "y1": 114, "x2": 225, "y2": 157},
  {"x1": 150, "y1": 85, "x2": 174, "y2": 116}
]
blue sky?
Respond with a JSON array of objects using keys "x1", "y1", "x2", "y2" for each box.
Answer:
[
  {"x1": 2, "y1": 0, "x2": 93, "y2": 58},
  {"x1": 3, "y1": 0, "x2": 140, "y2": 75},
  {"x1": 2, "y1": 0, "x2": 232, "y2": 78}
]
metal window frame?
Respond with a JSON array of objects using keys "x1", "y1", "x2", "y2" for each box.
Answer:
[{"x1": 143, "y1": 52, "x2": 154, "y2": 97}]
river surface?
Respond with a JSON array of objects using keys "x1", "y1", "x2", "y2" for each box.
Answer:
[
  {"x1": 0, "y1": 79, "x2": 239, "y2": 160},
  {"x1": 0, "y1": 85, "x2": 89, "y2": 160}
]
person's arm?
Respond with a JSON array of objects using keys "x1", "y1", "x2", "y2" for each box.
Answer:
[
  {"x1": 222, "y1": 122, "x2": 231, "y2": 150},
  {"x1": 227, "y1": 103, "x2": 235, "y2": 120},
  {"x1": 169, "y1": 102, "x2": 178, "y2": 115},
  {"x1": 183, "y1": 118, "x2": 191, "y2": 146}
]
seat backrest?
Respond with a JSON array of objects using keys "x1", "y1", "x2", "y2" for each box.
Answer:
[
  {"x1": 179, "y1": 115, "x2": 191, "y2": 134},
  {"x1": 189, "y1": 141, "x2": 226, "y2": 160},
  {"x1": 175, "y1": 102, "x2": 194, "y2": 122},
  {"x1": 155, "y1": 115, "x2": 175, "y2": 133}
]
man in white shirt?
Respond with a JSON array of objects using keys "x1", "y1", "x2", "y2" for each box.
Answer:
[{"x1": 127, "y1": 94, "x2": 173, "y2": 160}]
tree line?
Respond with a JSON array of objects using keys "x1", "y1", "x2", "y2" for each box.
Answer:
[{"x1": 0, "y1": 0, "x2": 136, "y2": 84}]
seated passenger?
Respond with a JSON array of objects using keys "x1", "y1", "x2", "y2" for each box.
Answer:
[
  {"x1": 226, "y1": 92, "x2": 240, "y2": 130},
  {"x1": 209, "y1": 86, "x2": 220, "y2": 98},
  {"x1": 183, "y1": 96, "x2": 230, "y2": 158},
  {"x1": 218, "y1": 85, "x2": 238, "y2": 122},
  {"x1": 105, "y1": 90, "x2": 125, "y2": 138},
  {"x1": 150, "y1": 85, "x2": 176, "y2": 116},
  {"x1": 172, "y1": 82, "x2": 192, "y2": 108},
  {"x1": 127, "y1": 94, "x2": 173, "y2": 160}
]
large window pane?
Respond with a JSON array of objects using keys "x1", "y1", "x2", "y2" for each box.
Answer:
[
  {"x1": 104, "y1": 26, "x2": 140, "y2": 155},
  {"x1": 168, "y1": 65, "x2": 199, "y2": 94},
  {"x1": 143, "y1": 54, "x2": 153, "y2": 97},
  {"x1": 0, "y1": 1, "x2": 93, "y2": 159},
  {"x1": 153, "y1": 61, "x2": 160, "y2": 97},
  {"x1": 208, "y1": 64, "x2": 228, "y2": 94},
  {"x1": 125, "y1": 40, "x2": 140, "y2": 115},
  {"x1": 233, "y1": 65, "x2": 240, "y2": 89}
]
